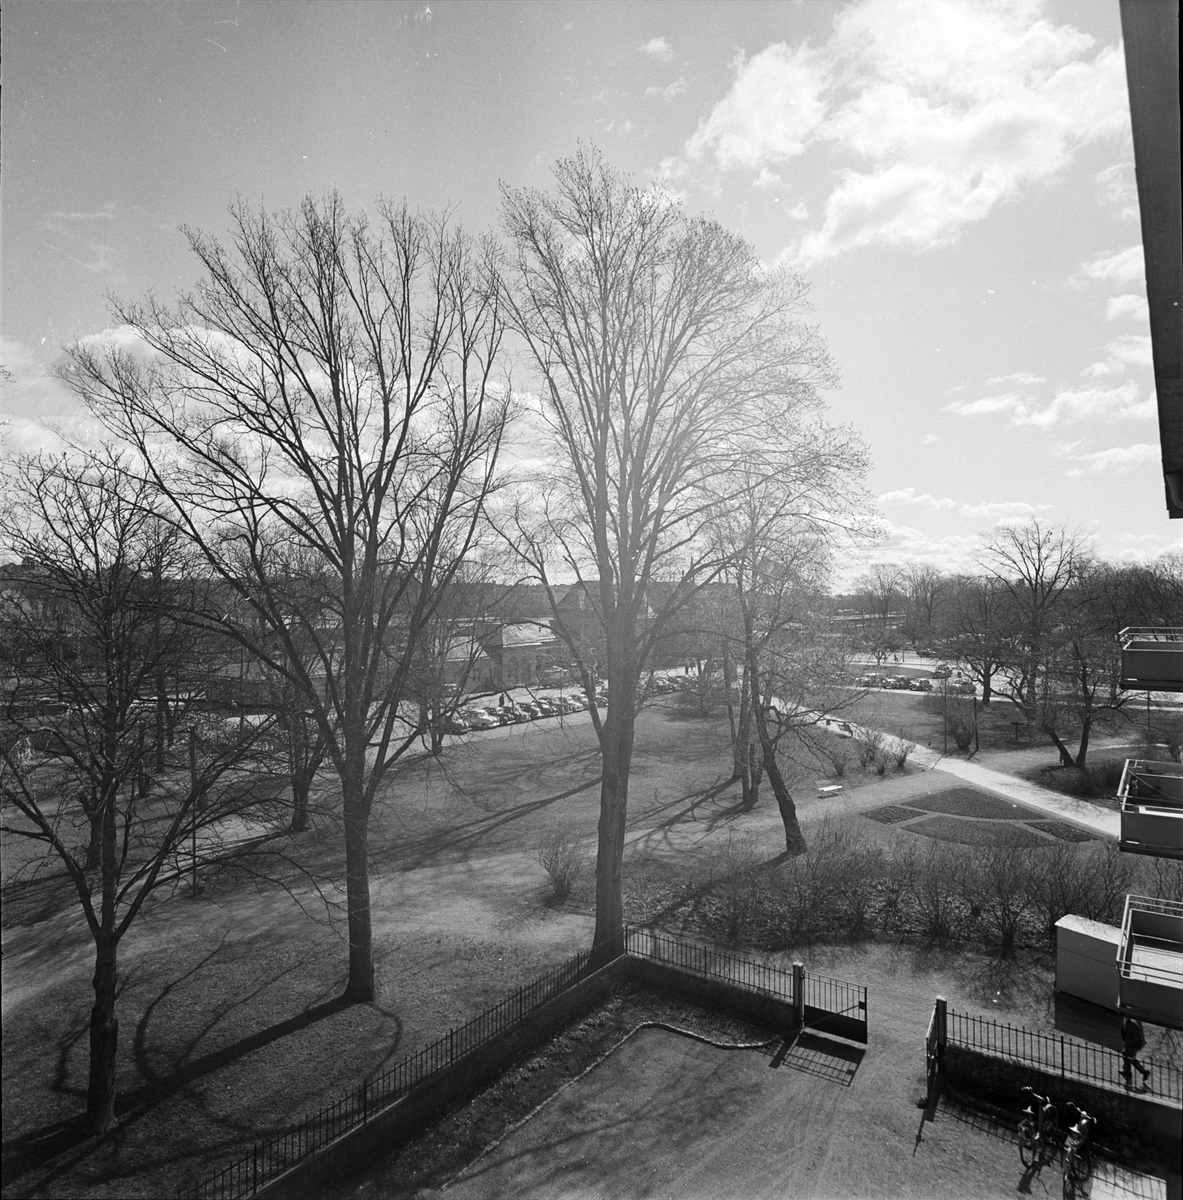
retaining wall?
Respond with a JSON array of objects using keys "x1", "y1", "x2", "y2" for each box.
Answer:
[
  {"x1": 255, "y1": 955, "x2": 803, "y2": 1199},
  {"x1": 944, "y1": 1044, "x2": 1181, "y2": 1163}
]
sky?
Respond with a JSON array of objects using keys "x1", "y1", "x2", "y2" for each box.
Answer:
[{"x1": 1, "y1": 0, "x2": 1175, "y2": 581}]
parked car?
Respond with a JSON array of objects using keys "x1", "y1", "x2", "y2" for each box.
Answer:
[
  {"x1": 932, "y1": 664, "x2": 953, "y2": 678},
  {"x1": 565, "y1": 695, "x2": 587, "y2": 711},
  {"x1": 531, "y1": 699, "x2": 556, "y2": 717},
  {"x1": 461, "y1": 709, "x2": 498, "y2": 730},
  {"x1": 884, "y1": 676, "x2": 909, "y2": 689},
  {"x1": 856, "y1": 674, "x2": 883, "y2": 688},
  {"x1": 504, "y1": 705, "x2": 531, "y2": 724},
  {"x1": 908, "y1": 678, "x2": 933, "y2": 692},
  {"x1": 952, "y1": 680, "x2": 976, "y2": 694},
  {"x1": 439, "y1": 716, "x2": 469, "y2": 735}
]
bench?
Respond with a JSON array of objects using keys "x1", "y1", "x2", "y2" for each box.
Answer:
[{"x1": 817, "y1": 784, "x2": 844, "y2": 797}]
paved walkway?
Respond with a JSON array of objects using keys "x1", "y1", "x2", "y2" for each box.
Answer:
[
  {"x1": 911, "y1": 746, "x2": 1119, "y2": 839},
  {"x1": 817, "y1": 717, "x2": 1121, "y2": 840}
]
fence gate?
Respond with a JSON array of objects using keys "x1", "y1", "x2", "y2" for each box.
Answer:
[{"x1": 800, "y1": 969, "x2": 868, "y2": 1044}]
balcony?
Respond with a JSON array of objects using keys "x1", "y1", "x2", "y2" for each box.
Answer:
[
  {"x1": 1117, "y1": 894, "x2": 1183, "y2": 1030},
  {"x1": 1118, "y1": 759, "x2": 1183, "y2": 859},
  {"x1": 1119, "y1": 627, "x2": 1183, "y2": 692}
]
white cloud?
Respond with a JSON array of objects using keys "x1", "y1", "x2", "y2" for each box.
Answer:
[
  {"x1": 645, "y1": 77, "x2": 687, "y2": 102},
  {"x1": 1105, "y1": 293, "x2": 1149, "y2": 322},
  {"x1": 1080, "y1": 333, "x2": 1153, "y2": 377},
  {"x1": 922, "y1": 433, "x2": 938, "y2": 444},
  {"x1": 878, "y1": 487, "x2": 955, "y2": 510},
  {"x1": 1094, "y1": 162, "x2": 1139, "y2": 220},
  {"x1": 948, "y1": 378, "x2": 1153, "y2": 427},
  {"x1": 945, "y1": 393, "x2": 1023, "y2": 417},
  {"x1": 1016, "y1": 381, "x2": 1151, "y2": 427},
  {"x1": 1057, "y1": 442, "x2": 1159, "y2": 473},
  {"x1": 640, "y1": 36, "x2": 674, "y2": 62},
  {"x1": 682, "y1": 43, "x2": 828, "y2": 170},
  {"x1": 39, "y1": 203, "x2": 117, "y2": 236},
  {"x1": 672, "y1": 1, "x2": 1130, "y2": 263},
  {"x1": 753, "y1": 167, "x2": 783, "y2": 190},
  {"x1": 985, "y1": 371, "x2": 1044, "y2": 386},
  {"x1": 878, "y1": 485, "x2": 1049, "y2": 521},
  {"x1": 785, "y1": 201, "x2": 809, "y2": 220},
  {"x1": 1078, "y1": 244, "x2": 1143, "y2": 284}
]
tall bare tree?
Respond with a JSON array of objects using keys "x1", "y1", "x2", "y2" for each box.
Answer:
[
  {"x1": 976, "y1": 521, "x2": 1087, "y2": 723},
  {"x1": 500, "y1": 148, "x2": 855, "y2": 958},
  {"x1": 61, "y1": 194, "x2": 510, "y2": 1002},
  {"x1": 0, "y1": 449, "x2": 280, "y2": 1134}
]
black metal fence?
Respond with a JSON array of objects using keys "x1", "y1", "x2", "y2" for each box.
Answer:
[
  {"x1": 179, "y1": 945, "x2": 602, "y2": 1200},
  {"x1": 946, "y1": 1009, "x2": 1182, "y2": 1105},
  {"x1": 624, "y1": 926, "x2": 795, "y2": 999},
  {"x1": 181, "y1": 929, "x2": 866, "y2": 1200}
]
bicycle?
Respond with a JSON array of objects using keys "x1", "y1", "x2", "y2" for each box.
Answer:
[
  {"x1": 1017, "y1": 1086, "x2": 1058, "y2": 1169},
  {"x1": 1062, "y1": 1102, "x2": 1095, "y2": 1199}
]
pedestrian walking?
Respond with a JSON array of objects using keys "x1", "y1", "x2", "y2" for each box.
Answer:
[{"x1": 1121, "y1": 1017, "x2": 1150, "y2": 1085}]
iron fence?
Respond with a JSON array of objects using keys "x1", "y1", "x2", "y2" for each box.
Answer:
[
  {"x1": 624, "y1": 925, "x2": 795, "y2": 1000},
  {"x1": 178, "y1": 945, "x2": 602, "y2": 1200},
  {"x1": 946, "y1": 1009, "x2": 1182, "y2": 1105},
  {"x1": 181, "y1": 929, "x2": 867, "y2": 1200}
]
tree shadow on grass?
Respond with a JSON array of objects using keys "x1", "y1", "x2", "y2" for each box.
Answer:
[
  {"x1": 1, "y1": 940, "x2": 399, "y2": 1192},
  {"x1": 373, "y1": 775, "x2": 603, "y2": 872}
]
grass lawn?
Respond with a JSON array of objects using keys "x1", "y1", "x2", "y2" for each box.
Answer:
[{"x1": 1, "y1": 699, "x2": 1173, "y2": 1199}]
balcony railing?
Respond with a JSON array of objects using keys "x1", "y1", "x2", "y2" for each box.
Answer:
[
  {"x1": 1119, "y1": 626, "x2": 1183, "y2": 692},
  {"x1": 1118, "y1": 759, "x2": 1183, "y2": 859},
  {"x1": 1117, "y1": 894, "x2": 1183, "y2": 1030}
]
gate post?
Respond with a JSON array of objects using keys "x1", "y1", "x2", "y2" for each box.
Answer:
[
  {"x1": 793, "y1": 962, "x2": 805, "y2": 1032},
  {"x1": 935, "y1": 995, "x2": 947, "y2": 1063}
]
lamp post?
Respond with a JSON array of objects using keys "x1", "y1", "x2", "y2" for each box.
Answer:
[{"x1": 943, "y1": 675, "x2": 948, "y2": 756}]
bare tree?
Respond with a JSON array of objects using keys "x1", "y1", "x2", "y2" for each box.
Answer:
[
  {"x1": 60, "y1": 194, "x2": 510, "y2": 1002},
  {"x1": 902, "y1": 562, "x2": 944, "y2": 645},
  {"x1": 976, "y1": 521, "x2": 1087, "y2": 723},
  {"x1": 0, "y1": 449, "x2": 281, "y2": 1135},
  {"x1": 941, "y1": 572, "x2": 1010, "y2": 704},
  {"x1": 500, "y1": 148, "x2": 856, "y2": 958},
  {"x1": 718, "y1": 471, "x2": 867, "y2": 848},
  {"x1": 855, "y1": 562, "x2": 905, "y2": 629}
]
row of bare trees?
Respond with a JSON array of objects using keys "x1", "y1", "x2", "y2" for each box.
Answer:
[
  {"x1": 849, "y1": 528, "x2": 1183, "y2": 767},
  {"x1": 1, "y1": 149, "x2": 870, "y2": 1132}
]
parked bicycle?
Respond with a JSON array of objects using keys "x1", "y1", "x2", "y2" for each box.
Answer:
[
  {"x1": 1018, "y1": 1086, "x2": 1059, "y2": 1169},
  {"x1": 1062, "y1": 1102, "x2": 1095, "y2": 1199}
]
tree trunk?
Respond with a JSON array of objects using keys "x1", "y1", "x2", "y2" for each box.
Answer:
[
  {"x1": 84, "y1": 800, "x2": 103, "y2": 871},
  {"x1": 155, "y1": 670, "x2": 167, "y2": 774},
  {"x1": 1074, "y1": 714, "x2": 1092, "y2": 769},
  {"x1": 288, "y1": 717, "x2": 310, "y2": 833},
  {"x1": 341, "y1": 754, "x2": 374, "y2": 1002},
  {"x1": 86, "y1": 778, "x2": 120, "y2": 1136},
  {"x1": 749, "y1": 668, "x2": 805, "y2": 855},
  {"x1": 590, "y1": 704, "x2": 633, "y2": 966},
  {"x1": 1042, "y1": 723, "x2": 1076, "y2": 769},
  {"x1": 84, "y1": 930, "x2": 120, "y2": 1134}
]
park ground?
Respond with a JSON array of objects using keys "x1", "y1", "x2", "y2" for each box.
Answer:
[{"x1": 2, "y1": 689, "x2": 1179, "y2": 1199}]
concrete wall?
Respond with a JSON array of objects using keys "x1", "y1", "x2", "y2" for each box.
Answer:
[
  {"x1": 253, "y1": 955, "x2": 822, "y2": 1200},
  {"x1": 256, "y1": 957, "x2": 628, "y2": 1199},
  {"x1": 944, "y1": 1045, "x2": 1181, "y2": 1164}
]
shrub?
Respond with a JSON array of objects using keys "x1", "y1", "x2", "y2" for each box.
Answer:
[
  {"x1": 708, "y1": 832, "x2": 768, "y2": 945},
  {"x1": 1152, "y1": 715, "x2": 1183, "y2": 762},
  {"x1": 921, "y1": 693, "x2": 976, "y2": 752},
  {"x1": 890, "y1": 733, "x2": 911, "y2": 770},
  {"x1": 824, "y1": 741, "x2": 849, "y2": 778},
  {"x1": 772, "y1": 815, "x2": 880, "y2": 945},
  {"x1": 909, "y1": 840, "x2": 969, "y2": 946},
  {"x1": 534, "y1": 828, "x2": 586, "y2": 904},
  {"x1": 855, "y1": 729, "x2": 884, "y2": 770}
]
